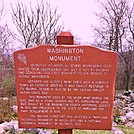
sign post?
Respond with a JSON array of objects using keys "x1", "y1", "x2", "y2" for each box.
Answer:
[
  {"x1": 14, "y1": 32, "x2": 118, "y2": 133},
  {"x1": 57, "y1": 32, "x2": 74, "y2": 134}
]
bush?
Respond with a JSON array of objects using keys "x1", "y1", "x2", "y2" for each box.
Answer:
[
  {"x1": 0, "y1": 76, "x2": 16, "y2": 97},
  {"x1": 0, "y1": 76, "x2": 16, "y2": 122},
  {"x1": 0, "y1": 97, "x2": 17, "y2": 122}
]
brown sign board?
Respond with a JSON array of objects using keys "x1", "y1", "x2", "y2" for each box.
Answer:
[{"x1": 14, "y1": 45, "x2": 118, "y2": 130}]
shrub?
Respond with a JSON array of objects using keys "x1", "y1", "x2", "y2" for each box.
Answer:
[{"x1": 0, "y1": 76, "x2": 16, "y2": 97}]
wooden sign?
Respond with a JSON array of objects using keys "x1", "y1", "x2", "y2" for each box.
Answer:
[{"x1": 14, "y1": 45, "x2": 118, "y2": 130}]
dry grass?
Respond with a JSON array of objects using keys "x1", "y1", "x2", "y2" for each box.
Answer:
[
  {"x1": 73, "y1": 130, "x2": 113, "y2": 134},
  {"x1": 0, "y1": 97, "x2": 17, "y2": 122}
]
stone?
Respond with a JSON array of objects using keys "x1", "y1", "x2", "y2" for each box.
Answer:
[
  {"x1": 2, "y1": 97, "x2": 8, "y2": 101},
  {"x1": 112, "y1": 127, "x2": 124, "y2": 134},
  {"x1": 0, "y1": 126, "x2": 5, "y2": 134},
  {"x1": 129, "y1": 93, "x2": 134, "y2": 102},
  {"x1": 126, "y1": 111, "x2": 134, "y2": 121},
  {"x1": 123, "y1": 90, "x2": 132, "y2": 96},
  {"x1": 9, "y1": 120, "x2": 23, "y2": 133},
  {"x1": 2, "y1": 122, "x2": 14, "y2": 131},
  {"x1": 0, "y1": 120, "x2": 55, "y2": 134},
  {"x1": 113, "y1": 90, "x2": 134, "y2": 129},
  {"x1": 114, "y1": 99, "x2": 121, "y2": 108},
  {"x1": 120, "y1": 116, "x2": 127, "y2": 123},
  {"x1": 126, "y1": 122, "x2": 134, "y2": 128},
  {"x1": 127, "y1": 108, "x2": 134, "y2": 112},
  {"x1": 24, "y1": 128, "x2": 40, "y2": 133},
  {"x1": 12, "y1": 105, "x2": 18, "y2": 113},
  {"x1": 120, "y1": 95, "x2": 127, "y2": 100},
  {"x1": 112, "y1": 121, "x2": 118, "y2": 127},
  {"x1": 38, "y1": 129, "x2": 53, "y2": 134}
]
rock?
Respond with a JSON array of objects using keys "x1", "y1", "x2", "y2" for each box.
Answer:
[
  {"x1": 120, "y1": 95, "x2": 127, "y2": 100},
  {"x1": 39, "y1": 129, "x2": 47, "y2": 134},
  {"x1": 2, "y1": 97, "x2": 8, "y2": 101},
  {"x1": 0, "y1": 120, "x2": 24, "y2": 134},
  {"x1": 127, "y1": 108, "x2": 134, "y2": 112},
  {"x1": 12, "y1": 105, "x2": 18, "y2": 113},
  {"x1": 129, "y1": 93, "x2": 134, "y2": 102},
  {"x1": 120, "y1": 116, "x2": 127, "y2": 123},
  {"x1": 0, "y1": 127, "x2": 5, "y2": 134},
  {"x1": 112, "y1": 121, "x2": 118, "y2": 127},
  {"x1": 39, "y1": 129, "x2": 52, "y2": 134},
  {"x1": 123, "y1": 90, "x2": 132, "y2": 96},
  {"x1": 115, "y1": 93, "x2": 123, "y2": 100},
  {"x1": 2, "y1": 122, "x2": 14, "y2": 131},
  {"x1": 123, "y1": 90, "x2": 134, "y2": 103},
  {"x1": 123, "y1": 107, "x2": 127, "y2": 113},
  {"x1": 126, "y1": 111, "x2": 134, "y2": 121},
  {"x1": 112, "y1": 127, "x2": 124, "y2": 134},
  {"x1": 10, "y1": 120, "x2": 23, "y2": 133},
  {"x1": 9, "y1": 120, "x2": 18, "y2": 125},
  {"x1": 113, "y1": 90, "x2": 134, "y2": 129},
  {"x1": 114, "y1": 99, "x2": 121, "y2": 108},
  {"x1": 0, "y1": 120, "x2": 54, "y2": 134},
  {"x1": 126, "y1": 121, "x2": 134, "y2": 128},
  {"x1": 24, "y1": 128, "x2": 40, "y2": 133}
]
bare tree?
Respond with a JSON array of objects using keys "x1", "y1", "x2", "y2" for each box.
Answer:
[
  {"x1": 0, "y1": 3, "x2": 14, "y2": 88},
  {"x1": 93, "y1": 0, "x2": 128, "y2": 51},
  {"x1": 11, "y1": 0, "x2": 63, "y2": 48},
  {"x1": 121, "y1": 4, "x2": 134, "y2": 91},
  {"x1": 92, "y1": 0, "x2": 134, "y2": 91},
  {"x1": 0, "y1": 0, "x2": 4, "y2": 21},
  {"x1": 0, "y1": 24, "x2": 14, "y2": 81},
  {"x1": 0, "y1": 1, "x2": 13, "y2": 66}
]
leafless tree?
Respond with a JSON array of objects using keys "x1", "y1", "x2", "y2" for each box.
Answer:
[
  {"x1": 0, "y1": 0, "x2": 4, "y2": 21},
  {"x1": 92, "y1": 0, "x2": 134, "y2": 91},
  {"x1": 11, "y1": 0, "x2": 63, "y2": 48},
  {"x1": 74, "y1": 35, "x2": 81, "y2": 45},
  {"x1": 0, "y1": 24, "x2": 14, "y2": 81},
  {"x1": 0, "y1": 1, "x2": 13, "y2": 63},
  {"x1": 0, "y1": 5, "x2": 14, "y2": 88}
]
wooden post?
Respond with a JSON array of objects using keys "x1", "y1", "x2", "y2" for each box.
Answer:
[
  {"x1": 57, "y1": 31, "x2": 74, "y2": 134},
  {"x1": 57, "y1": 31, "x2": 74, "y2": 45},
  {"x1": 58, "y1": 129, "x2": 72, "y2": 134}
]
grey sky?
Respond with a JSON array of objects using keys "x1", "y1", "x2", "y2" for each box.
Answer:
[{"x1": 2, "y1": 0, "x2": 98, "y2": 44}]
